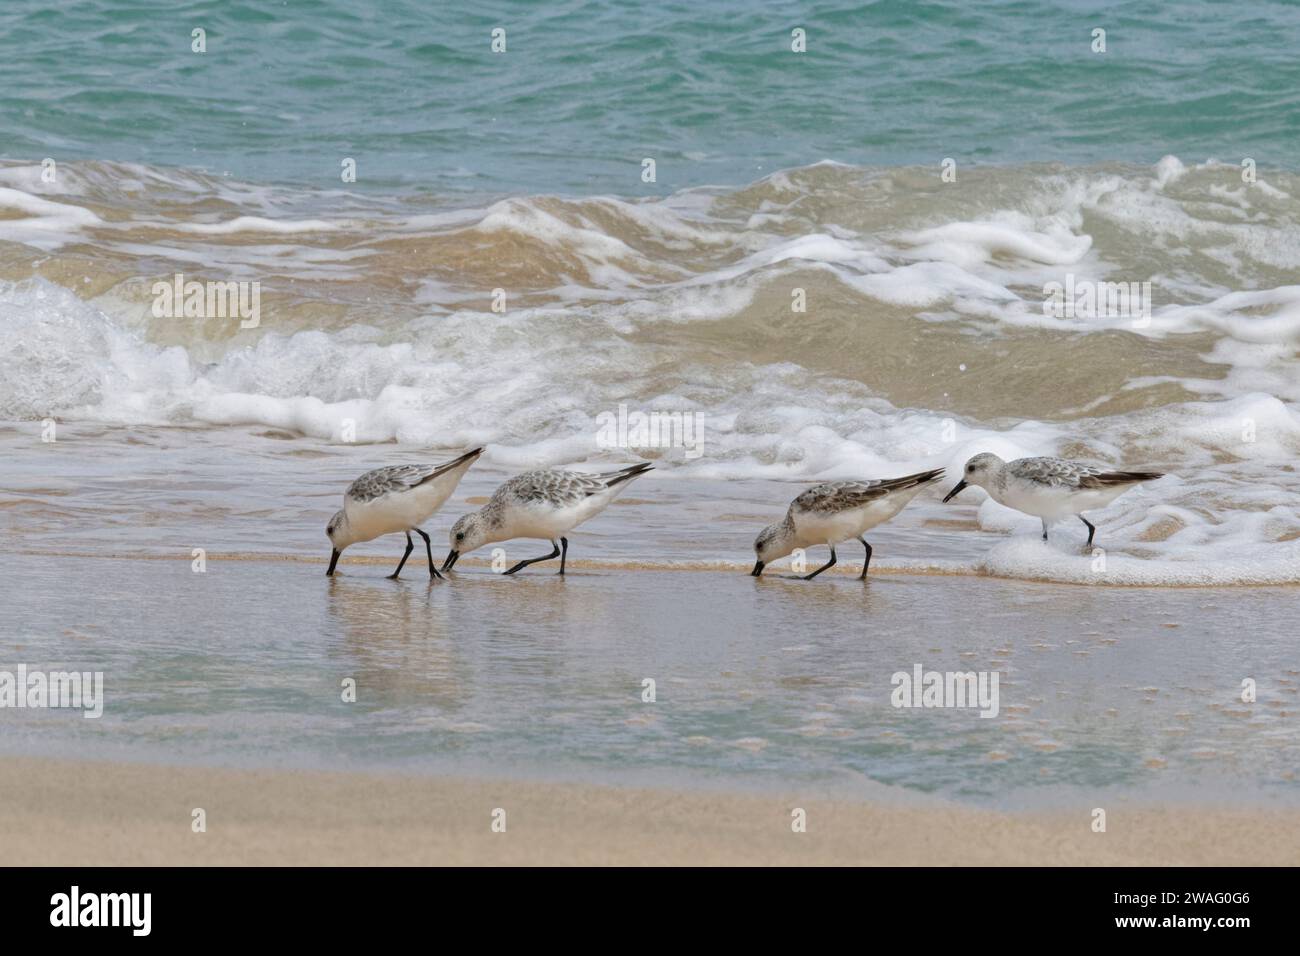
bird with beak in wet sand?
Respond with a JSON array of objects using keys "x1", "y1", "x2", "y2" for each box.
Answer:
[
  {"x1": 751, "y1": 468, "x2": 945, "y2": 579},
  {"x1": 326, "y1": 448, "x2": 483, "y2": 578}
]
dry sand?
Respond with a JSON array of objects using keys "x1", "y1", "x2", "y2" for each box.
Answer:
[{"x1": 2, "y1": 757, "x2": 1295, "y2": 866}]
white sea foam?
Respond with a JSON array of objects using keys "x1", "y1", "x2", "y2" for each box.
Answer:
[
  {"x1": 978, "y1": 534, "x2": 1300, "y2": 587},
  {"x1": 168, "y1": 216, "x2": 341, "y2": 235},
  {"x1": 0, "y1": 186, "x2": 104, "y2": 249}
]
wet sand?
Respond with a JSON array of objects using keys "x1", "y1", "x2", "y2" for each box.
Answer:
[
  {"x1": 3, "y1": 427, "x2": 1298, "y2": 864},
  {"x1": 4, "y1": 756, "x2": 1297, "y2": 866},
  {"x1": 2, "y1": 550, "x2": 1297, "y2": 809}
]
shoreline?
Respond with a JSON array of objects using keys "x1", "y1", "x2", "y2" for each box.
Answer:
[
  {"x1": 4, "y1": 552, "x2": 1296, "y2": 825},
  {"x1": 5, "y1": 756, "x2": 1298, "y2": 866},
  {"x1": 2, "y1": 547, "x2": 1297, "y2": 589}
]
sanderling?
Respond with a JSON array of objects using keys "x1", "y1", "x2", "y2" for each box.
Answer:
[
  {"x1": 326, "y1": 447, "x2": 483, "y2": 578},
  {"x1": 942, "y1": 453, "x2": 1164, "y2": 546},
  {"x1": 751, "y1": 468, "x2": 945, "y2": 579},
  {"x1": 441, "y1": 462, "x2": 653, "y2": 575}
]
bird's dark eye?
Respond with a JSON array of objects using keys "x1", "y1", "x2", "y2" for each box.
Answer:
[
  {"x1": 456, "y1": 533, "x2": 464, "y2": 541},
  {"x1": 966, "y1": 465, "x2": 974, "y2": 473}
]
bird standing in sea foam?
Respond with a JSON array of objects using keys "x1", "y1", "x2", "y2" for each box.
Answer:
[
  {"x1": 326, "y1": 447, "x2": 483, "y2": 578},
  {"x1": 942, "y1": 453, "x2": 1164, "y2": 547},
  {"x1": 751, "y1": 468, "x2": 945, "y2": 579},
  {"x1": 442, "y1": 462, "x2": 653, "y2": 575}
]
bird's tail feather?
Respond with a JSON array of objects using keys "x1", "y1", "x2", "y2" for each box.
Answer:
[
  {"x1": 879, "y1": 467, "x2": 946, "y2": 492},
  {"x1": 419, "y1": 447, "x2": 484, "y2": 484},
  {"x1": 1083, "y1": 470, "x2": 1164, "y2": 487},
  {"x1": 601, "y1": 461, "x2": 654, "y2": 488}
]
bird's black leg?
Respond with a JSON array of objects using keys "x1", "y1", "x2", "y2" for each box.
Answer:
[
  {"x1": 414, "y1": 528, "x2": 442, "y2": 579},
  {"x1": 857, "y1": 537, "x2": 873, "y2": 580},
  {"x1": 1041, "y1": 519, "x2": 1049, "y2": 542},
  {"x1": 1080, "y1": 515, "x2": 1096, "y2": 548},
  {"x1": 389, "y1": 532, "x2": 415, "y2": 579},
  {"x1": 804, "y1": 545, "x2": 837, "y2": 580},
  {"x1": 558, "y1": 537, "x2": 569, "y2": 575},
  {"x1": 504, "y1": 540, "x2": 561, "y2": 575}
]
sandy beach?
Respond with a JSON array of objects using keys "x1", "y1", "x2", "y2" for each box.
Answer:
[{"x1": 3, "y1": 756, "x2": 1296, "y2": 866}]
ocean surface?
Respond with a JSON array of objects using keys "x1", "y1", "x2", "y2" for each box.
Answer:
[
  {"x1": 1, "y1": 1, "x2": 1298, "y2": 804},
  {"x1": 3, "y1": 0, "x2": 1299, "y2": 194}
]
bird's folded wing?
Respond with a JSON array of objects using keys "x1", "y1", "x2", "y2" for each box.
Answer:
[
  {"x1": 792, "y1": 480, "x2": 889, "y2": 512},
  {"x1": 347, "y1": 464, "x2": 438, "y2": 502},
  {"x1": 504, "y1": 470, "x2": 603, "y2": 506},
  {"x1": 1015, "y1": 457, "x2": 1098, "y2": 487}
]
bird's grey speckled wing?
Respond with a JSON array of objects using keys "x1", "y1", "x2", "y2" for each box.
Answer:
[
  {"x1": 345, "y1": 464, "x2": 442, "y2": 503},
  {"x1": 790, "y1": 468, "x2": 945, "y2": 514},
  {"x1": 1010, "y1": 457, "x2": 1163, "y2": 489},
  {"x1": 497, "y1": 469, "x2": 610, "y2": 508},
  {"x1": 791, "y1": 480, "x2": 890, "y2": 515},
  {"x1": 1007, "y1": 457, "x2": 1104, "y2": 489}
]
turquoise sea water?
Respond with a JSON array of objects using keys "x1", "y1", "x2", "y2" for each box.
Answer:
[{"x1": 3, "y1": 0, "x2": 1298, "y2": 194}]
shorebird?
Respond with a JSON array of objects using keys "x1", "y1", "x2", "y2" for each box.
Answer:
[
  {"x1": 751, "y1": 468, "x2": 945, "y2": 579},
  {"x1": 326, "y1": 448, "x2": 483, "y2": 578},
  {"x1": 441, "y1": 462, "x2": 653, "y2": 575},
  {"x1": 942, "y1": 453, "x2": 1164, "y2": 547}
]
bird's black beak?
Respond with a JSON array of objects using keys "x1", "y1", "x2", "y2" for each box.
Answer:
[
  {"x1": 326, "y1": 549, "x2": 340, "y2": 576},
  {"x1": 441, "y1": 550, "x2": 459, "y2": 572},
  {"x1": 942, "y1": 479, "x2": 968, "y2": 503},
  {"x1": 751, "y1": 560, "x2": 765, "y2": 577}
]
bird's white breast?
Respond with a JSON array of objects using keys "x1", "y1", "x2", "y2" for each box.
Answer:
[
  {"x1": 345, "y1": 480, "x2": 456, "y2": 543},
  {"x1": 793, "y1": 494, "x2": 912, "y2": 547},
  {"x1": 997, "y1": 478, "x2": 1126, "y2": 520},
  {"x1": 502, "y1": 493, "x2": 612, "y2": 540}
]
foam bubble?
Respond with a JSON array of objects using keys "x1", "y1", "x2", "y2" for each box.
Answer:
[{"x1": 979, "y1": 534, "x2": 1300, "y2": 587}]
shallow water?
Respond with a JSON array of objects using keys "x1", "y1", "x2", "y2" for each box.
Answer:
[
  {"x1": 1, "y1": 426, "x2": 1298, "y2": 807},
  {"x1": 2, "y1": 422, "x2": 1296, "y2": 585},
  {"x1": 2, "y1": 548, "x2": 1296, "y2": 809}
]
